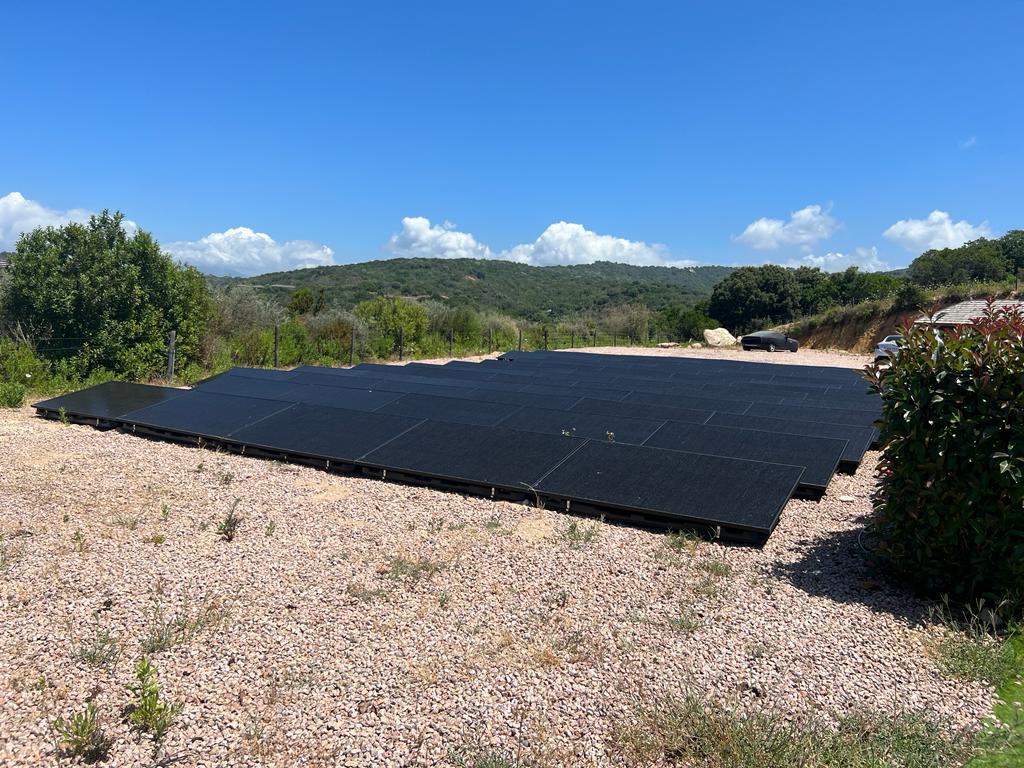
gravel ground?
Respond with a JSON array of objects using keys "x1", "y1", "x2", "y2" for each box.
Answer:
[{"x1": 0, "y1": 349, "x2": 990, "y2": 767}]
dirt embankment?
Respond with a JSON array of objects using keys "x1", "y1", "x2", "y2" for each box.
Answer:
[{"x1": 795, "y1": 307, "x2": 920, "y2": 353}]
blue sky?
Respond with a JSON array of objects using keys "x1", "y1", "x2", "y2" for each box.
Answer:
[{"x1": 2, "y1": 1, "x2": 1022, "y2": 275}]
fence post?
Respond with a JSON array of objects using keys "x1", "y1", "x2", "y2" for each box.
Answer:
[
  {"x1": 448, "y1": 328, "x2": 453, "y2": 357},
  {"x1": 518, "y1": 327, "x2": 523, "y2": 351},
  {"x1": 543, "y1": 327, "x2": 548, "y2": 350},
  {"x1": 487, "y1": 327, "x2": 493, "y2": 353},
  {"x1": 349, "y1": 326, "x2": 355, "y2": 367},
  {"x1": 273, "y1": 326, "x2": 280, "y2": 368},
  {"x1": 570, "y1": 330, "x2": 575, "y2": 348},
  {"x1": 612, "y1": 332, "x2": 616, "y2": 347},
  {"x1": 165, "y1": 330, "x2": 176, "y2": 381},
  {"x1": 593, "y1": 330, "x2": 597, "y2": 347},
  {"x1": 398, "y1": 326, "x2": 404, "y2": 361}
]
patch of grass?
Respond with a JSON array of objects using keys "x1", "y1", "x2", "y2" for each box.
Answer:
[
  {"x1": 142, "y1": 533, "x2": 166, "y2": 545},
  {"x1": 57, "y1": 405, "x2": 70, "y2": 424},
  {"x1": 451, "y1": 750, "x2": 524, "y2": 768},
  {"x1": 667, "y1": 606, "x2": 700, "y2": 634},
  {"x1": 427, "y1": 517, "x2": 447, "y2": 533},
  {"x1": 930, "y1": 601, "x2": 1022, "y2": 689},
  {"x1": 160, "y1": 504, "x2": 170, "y2": 521},
  {"x1": 694, "y1": 577, "x2": 721, "y2": 599},
  {"x1": 141, "y1": 600, "x2": 228, "y2": 654},
  {"x1": 126, "y1": 656, "x2": 183, "y2": 756},
  {"x1": 561, "y1": 520, "x2": 599, "y2": 549},
  {"x1": 439, "y1": 590, "x2": 452, "y2": 608},
  {"x1": 483, "y1": 515, "x2": 513, "y2": 536},
  {"x1": 217, "y1": 498, "x2": 242, "y2": 542},
  {"x1": 264, "y1": 521, "x2": 276, "y2": 537},
  {"x1": 388, "y1": 556, "x2": 447, "y2": 582},
  {"x1": 71, "y1": 529, "x2": 87, "y2": 552},
  {"x1": 345, "y1": 583, "x2": 388, "y2": 603},
  {"x1": 700, "y1": 559, "x2": 734, "y2": 578},
  {"x1": 113, "y1": 514, "x2": 141, "y2": 531},
  {"x1": 665, "y1": 530, "x2": 700, "y2": 554},
  {"x1": 0, "y1": 382, "x2": 27, "y2": 408},
  {"x1": 52, "y1": 703, "x2": 112, "y2": 764},
  {"x1": 613, "y1": 693, "x2": 973, "y2": 768},
  {"x1": 75, "y1": 627, "x2": 120, "y2": 667},
  {"x1": 971, "y1": 632, "x2": 1024, "y2": 767},
  {"x1": 0, "y1": 534, "x2": 19, "y2": 571}
]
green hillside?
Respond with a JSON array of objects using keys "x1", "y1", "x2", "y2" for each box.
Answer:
[{"x1": 211, "y1": 258, "x2": 733, "y2": 321}]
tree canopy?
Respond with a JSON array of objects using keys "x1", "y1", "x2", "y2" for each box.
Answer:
[
  {"x1": 3, "y1": 212, "x2": 210, "y2": 379},
  {"x1": 908, "y1": 238, "x2": 1010, "y2": 286}
]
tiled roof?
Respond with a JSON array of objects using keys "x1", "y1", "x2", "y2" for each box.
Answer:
[
  {"x1": 0, "y1": 256, "x2": 9, "y2": 269},
  {"x1": 915, "y1": 299, "x2": 1024, "y2": 326}
]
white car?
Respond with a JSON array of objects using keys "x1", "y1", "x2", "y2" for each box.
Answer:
[{"x1": 874, "y1": 334, "x2": 902, "y2": 362}]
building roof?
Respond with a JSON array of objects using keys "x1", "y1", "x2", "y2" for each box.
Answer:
[
  {"x1": 0, "y1": 255, "x2": 9, "y2": 269},
  {"x1": 915, "y1": 299, "x2": 1024, "y2": 326}
]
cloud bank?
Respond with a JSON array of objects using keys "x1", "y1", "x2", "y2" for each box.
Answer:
[
  {"x1": 0, "y1": 191, "x2": 99, "y2": 250},
  {"x1": 386, "y1": 216, "x2": 693, "y2": 267},
  {"x1": 882, "y1": 210, "x2": 990, "y2": 252},
  {"x1": 735, "y1": 204, "x2": 839, "y2": 250},
  {"x1": 164, "y1": 227, "x2": 336, "y2": 276},
  {"x1": 787, "y1": 246, "x2": 888, "y2": 273}
]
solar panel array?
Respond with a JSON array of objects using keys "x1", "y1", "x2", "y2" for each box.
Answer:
[{"x1": 34, "y1": 350, "x2": 880, "y2": 545}]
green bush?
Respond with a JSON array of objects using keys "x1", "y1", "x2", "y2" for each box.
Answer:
[
  {"x1": 866, "y1": 301, "x2": 1024, "y2": 609},
  {"x1": 0, "y1": 382, "x2": 26, "y2": 408},
  {"x1": 4, "y1": 211, "x2": 210, "y2": 380}
]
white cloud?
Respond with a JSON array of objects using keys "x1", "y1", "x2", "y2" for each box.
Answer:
[
  {"x1": 385, "y1": 216, "x2": 694, "y2": 267},
  {"x1": 0, "y1": 191, "x2": 95, "y2": 249},
  {"x1": 164, "y1": 227, "x2": 335, "y2": 276},
  {"x1": 787, "y1": 246, "x2": 888, "y2": 273},
  {"x1": 959, "y1": 136, "x2": 977, "y2": 149},
  {"x1": 735, "y1": 204, "x2": 839, "y2": 250},
  {"x1": 386, "y1": 217, "x2": 494, "y2": 260},
  {"x1": 882, "y1": 210, "x2": 990, "y2": 252}
]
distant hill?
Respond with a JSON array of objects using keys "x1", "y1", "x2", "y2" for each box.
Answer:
[{"x1": 211, "y1": 258, "x2": 734, "y2": 321}]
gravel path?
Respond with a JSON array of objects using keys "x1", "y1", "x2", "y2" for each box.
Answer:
[{"x1": 0, "y1": 349, "x2": 990, "y2": 766}]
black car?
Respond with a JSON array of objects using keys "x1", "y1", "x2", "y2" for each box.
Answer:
[{"x1": 740, "y1": 331, "x2": 799, "y2": 353}]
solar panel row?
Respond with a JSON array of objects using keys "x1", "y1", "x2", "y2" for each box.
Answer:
[{"x1": 33, "y1": 351, "x2": 881, "y2": 545}]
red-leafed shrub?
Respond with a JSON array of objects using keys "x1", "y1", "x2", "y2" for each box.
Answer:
[{"x1": 865, "y1": 300, "x2": 1024, "y2": 609}]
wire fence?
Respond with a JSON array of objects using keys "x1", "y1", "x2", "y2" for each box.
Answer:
[{"x1": 8, "y1": 325, "x2": 685, "y2": 385}]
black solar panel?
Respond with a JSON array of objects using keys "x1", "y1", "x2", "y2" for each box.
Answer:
[
  {"x1": 228, "y1": 404, "x2": 422, "y2": 463},
  {"x1": 706, "y1": 411, "x2": 873, "y2": 467},
  {"x1": 119, "y1": 391, "x2": 295, "y2": 439},
  {"x1": 34, "y1": 382, "x2": 186, "y2": 423},
  {"x1": 375, "y1": 393, "x2": 522, "y2": 426},
  {"x1": 622, "y1": 390, "x2": 753, "y2": 414},
  {"x1": 535, "y1": 441, "x2": 802, "y2": 538},
  {"x1": 360, "y1": 421, "x2": 583, "y2": 491},
  {"x1": 642, "y1": 421, "x2": 845, "y2": 491},
  {"x1": 571, "y1": 397, "x2": 713, "y2": 424},
  {"x1": 38, "y1": 351, "x2": 882, "y2": 545},
  {"x1": 496, "y1": 406, "x2": 666, "y2": 444}
]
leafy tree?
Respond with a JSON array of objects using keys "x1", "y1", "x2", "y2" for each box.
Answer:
[
  {"x1": 829, "y1": 267, "x2": 901, "y2": 305},
  {"x1": 286, "y1": 286, "x2": 325, "y2": 316},
  {"x1": 908, "y1": 238, "x2": 1010, "y2": 286},
  {"x1": 4, "y1": 212, "x2": 210, "y2": 379},
  {"x1": 657, "y1": 302, "x2": 716, "y2": 341},
  {"x1": 353, "y1": 296, "x2": 428, "y2": 357},
  {"x1": 707, "y1": 265, "x2": 800, "y2": 333},
  {"x1": 1000, "y1": 229, "x2": 1024, "y2": 274},
  {"x1": 791, "y1": 267, "x2": 838, "y2": 315}
]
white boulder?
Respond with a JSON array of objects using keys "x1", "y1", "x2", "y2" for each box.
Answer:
[{"x1": 702, "y1": 328, "x2": 737, "y2": 347}]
